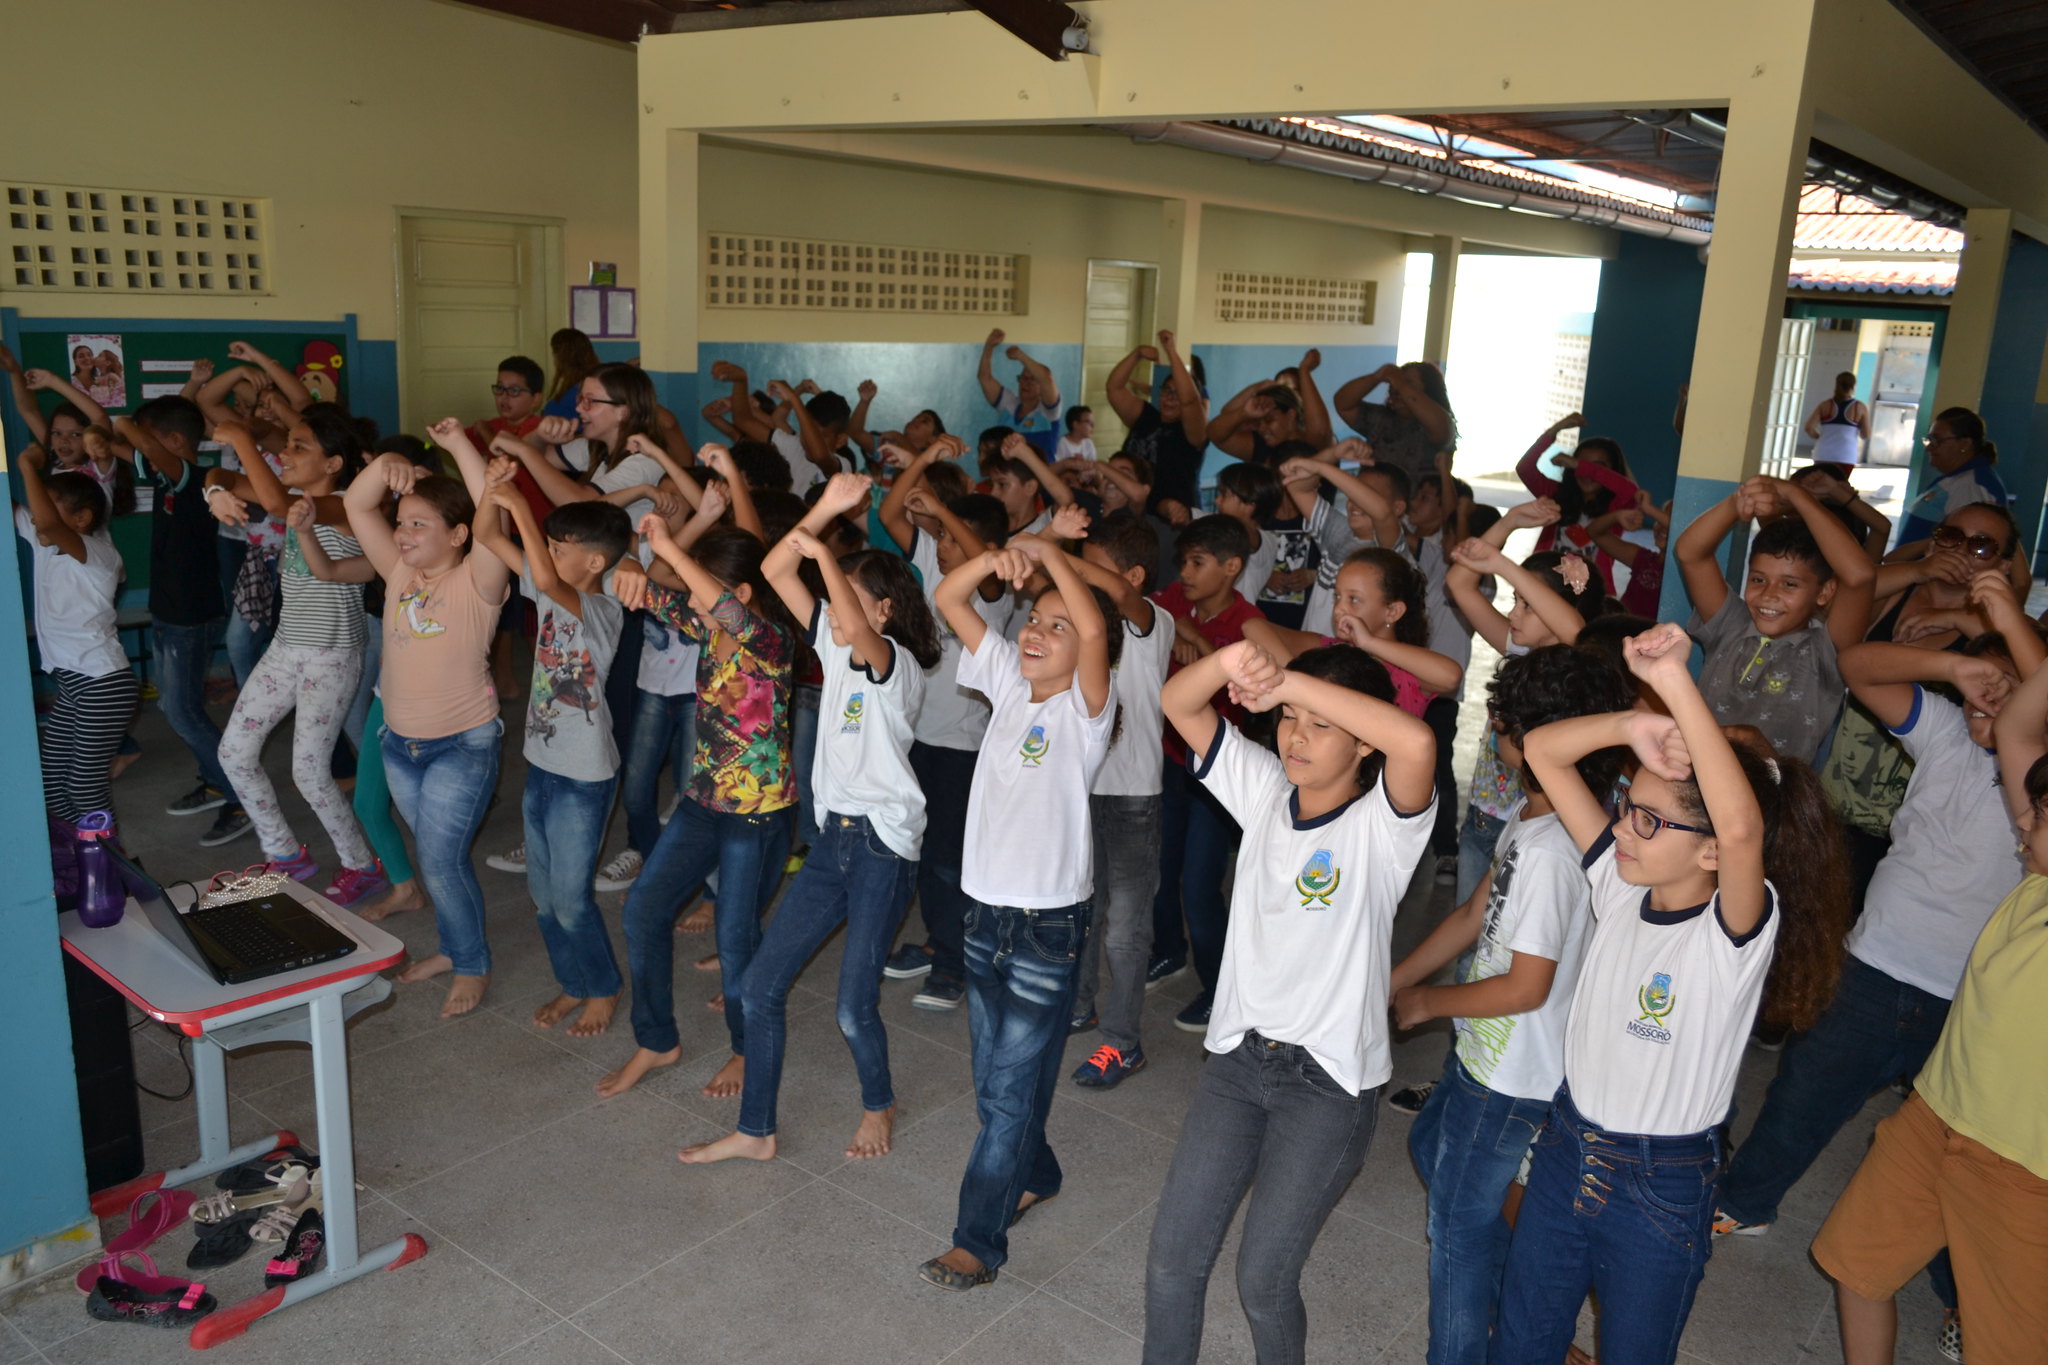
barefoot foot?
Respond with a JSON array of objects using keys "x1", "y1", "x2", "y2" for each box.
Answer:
[
  {"x1": 692, "y1": 952, "x2": 720, "y2": 971},
  {"x1": 440, "y1": 974, "x2": 488, "y2": 1018},
  {"x1": 677, "y1": 1131, "x2": 776, "y2": 1164},
  {"x1": 701, "y1": 1054, "x2": 744, "y2": 1098},
  {"x1": 678, "y1": 899, "x2": 715, "y2": 934},
  {"x1": 109, "y1": 749, "x2": 142, "y2": 782},
  {"x1": 706, "y1": 993, "x2": 726, "y2": 1012},
  {"x1": 567, "y1": 995, "x2": 618, "y2": 1038},
  {"x1": 597, "y1": 1045, "x2": 681, "y2": 1098},
  {"x1": 532, "y1": 994, "x2": 582, "y2": 1029},
  {"x1": 397, "y1": 953, "x2": 453, "y2": 984},
  {"x1": 846, "y1": 1107, "x2": 895, "y2": 1160},
  {"x1": 360, "y1": 880, "x2": 429, "y2": 923}
]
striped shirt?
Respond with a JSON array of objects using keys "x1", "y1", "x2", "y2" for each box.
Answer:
[{"x1": 275, "y1": 520, "x2": 367, "y2": 650}]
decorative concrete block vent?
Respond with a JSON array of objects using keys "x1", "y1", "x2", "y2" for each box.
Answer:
[
  {"x1": 704, "y1": 232, "x2": 1026, "y2": 314},
  {"x1": 1215, "y1": 272, "x2": 1375, "y2": 325},
  {"x1": 4, "y1": 182, "x2": 268, "y2": 295}
]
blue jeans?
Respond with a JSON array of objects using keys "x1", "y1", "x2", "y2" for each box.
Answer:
[
  {"x1": 623, "y1": 797, "x2": 792, "y2": 1055},
  {"x1": 381, "y1": 718, "x2": 502, "y2": 976},
  {"x1": 954, "y1": 898, "x2": 1091, "y2": 1271},
  {"x1": 790, "y1": 684, "x2": 821, "y2": 847},
  {"x1": 604, "y1": 608, "x2": 646, "y2": 760},
  {"x1": 343, "y1": 619, "x2": 383, "y2": 751},
  {"x1": 152, "y1": 619, "x2": 237, "y2": 800},
  {"x1": 908, "y1": 742, "x2": 976, "y2": 983},
  {"x1": 738, "y1": 812, "x2": 915, "y2": 1136},
  {"x1": 1152, "y1": 758, "x2": 1236, "y2": 994},
  {"x1": 1490, "y1": 1087, "x2": 1720, "y2": 1365},
  {"x1": 621, "y1": 688, "x2": 695, "y2": 857},
  {"x1": 524, "y1": 767, "x2": 623, "y2": 1000},
  {"x1": 1457, "y1": 806, "x2": 1507, "y2": 906},
  {"x1": 1143, "y1": 1033, "x2": 1378, "y2": 1365},
  {"x1": 1410, "y1": 1052, "x2": 1554, "y2": 1365}
]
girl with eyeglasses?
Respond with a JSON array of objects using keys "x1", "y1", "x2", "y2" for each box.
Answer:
[{"x1": 1490, "y1": 622, "x2": 1849, "y2": 1365}]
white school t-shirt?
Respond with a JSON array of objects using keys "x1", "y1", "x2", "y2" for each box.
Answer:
[
  {"x1": 16, "y1": 508, "x2": 127, "y2": 678},
  {"x1": 1196, "y1": 723, "x2": 1436, "y2": 1095},
  {"x1": 1092, "y1": 609, "x2": 1172, "y2": 798},
  {"x1": 769, "y1": 427, "x2": 820, "y2": 492},
  {"x1": 1454, "y1": 805, "x2": 1593, "y2": 1102},
  {"x1": 1235, "y1": 526, "x2": 1281, "y2": 605},
  {"x1": 958, "y1": 634, "x2": 1114, "y2": 908},
  {"x1": 1564, "y1": 831, "x2": 1780, "y2": 1135},
  {"x1": 1848, "y1": 687, "x2": 2019, "y2": 1000},
  {"x1": 558, "y1": 438, "x2": 665, "y2": 528},
  {"x1": 910, "y1": 529, "x2": 1014, "y2": 751},
  {"x1": 808, "y1": 600, "x2": 928, "y2": 861}
]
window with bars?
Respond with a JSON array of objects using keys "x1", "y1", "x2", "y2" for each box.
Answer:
[
  {"x1": 4, "y1": 182, "x2": 270, "y2": 295},
  {"x1": 1214, "y1": 272, "x2": 1376, "y2": 325},
  {"x1": 703, "y1": 232, "x2": 1025, "y2": 313}
]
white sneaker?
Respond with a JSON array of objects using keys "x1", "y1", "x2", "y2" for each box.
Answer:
[
  {"x1": 595, "y1": 847, "x2": 644, "y2": 892},
  {"x1": 485, "y1": 844, "x2": 526, "y2": 873}
]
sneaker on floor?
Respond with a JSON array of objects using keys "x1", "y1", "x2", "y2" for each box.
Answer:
[
  {"x1": 260, "y1": 845, "x2": 320, "y2": 883},
  {"x1": 485, "y1": 844, "x2": 526, "y2": 874},
  {"x1": 167, "y1": 783, "x2": 227, "y2": 817},
  {"x1": 884, "y1": 944, "x2": 936, "y2": 980},
  {"x1": 1067, "y1": 1010, "x2": 1098, "y2": 1036},
  {"x1": 323, "y1": 864, "x2": 388, "y2": 908},
  {"x1": 1144, "y1": 954, "x2": 1188, "y2": 993},
  {"x1": 1938, "y1": 1309, "x2": 1963, "y2": 1364},
  {"x1": 912, "y1": 976, "x2": 964, "y2": 1010},
  {"x1": 1072, "y1": 1043, "x2": 1146, "y2": 1088},
  {"x1": 1386, "y1": 1080, "x2": 1436, "y2": 1115},
  {"x1": 1433, "y1": 853, "x2": 1459, "y2": 885},
  {"x1": 198, "y1": 806, "x2": 254, "y2": 848},
  {"x1": 1173, "y1": 996, "x2": 1211, "y2": 1033},
  {"x1": 1709, "y1": 1208, "x2": 1770, "y2": 1237},
  {"x1": 594, "y1": 847, "x2": 643, "y2": 892},
  {"x1": 1750, "y1": 1022, "x2": 1790, "y2": 1052}
]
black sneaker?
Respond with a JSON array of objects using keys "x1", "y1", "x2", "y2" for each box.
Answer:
[
  {"x1": 198, "y1": 806, "x2": 254, "y2": 848},
  {"x1": 1067, "y1": 1010, "x2": 1097, "y2": 1035},
  {"x1": 884, "y1": 944, "x2": 935, "y2": 980},
  {"x1": 167, "y1": 783, "x2": 227, "y2": 817},
  {"x1": 1432, "y1": 853, "x2": 1459, "y2": 886},
  {"x1": 912, "y1": 976, "x2": 963, "y2": 1010},
  {"x1": 1144, "y1": 954, "x2": 1188, "y2": 993},
  {"x1": 1173, "y1": 996, "x2": 1211, "y2": 1033},
  {"x1": 1386, "y1": 1080, "x2": 1436, "y2": 1114}
]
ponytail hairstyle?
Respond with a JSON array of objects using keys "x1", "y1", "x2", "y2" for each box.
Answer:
[
  {"x1": 841, "y1": 550, "x2": 942, "y2": 671},
  {"x1": 1282, "y1": 644, "x2": 1396, "y2": 795},
  {"x1": 691, "y1": 525, "x2": 794, "y2": 638},
  {"x1": 1668, "y1": 743, "x2": 1849, "y2": 1031},
  {"x1": 1553, "y1": 435, "x2": 1630, "y2": 525},
  {"x1": 1521, "y1": 549, "x2": 1609, "y2": 626},
  {"x1": 1341, "y1": 546, "x2": 1430, "y2": 646},
  {"x1": 582, "y1": 363, "x2": 658, "y2": 476},
  {"x1": 1833, "y1": 370, "x2": 1857, "y2": 401},
  {"x1": 1935, "y1": 406, "x2": 1995, "y2": 464},
  {"x1": 547, "y1": 328, "x2": 601, "y2": 402}
]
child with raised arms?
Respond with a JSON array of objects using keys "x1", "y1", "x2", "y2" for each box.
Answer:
[
  {"x1": 1142, "y1": 637, "x2": 1437, "y2": 1364},
  {"x1": 1244, "y1": 544, "x2": 1463, "y2": 717},
  {"x1": 1491, "y1": 621, "x2": 1849, "y2": 1364}
]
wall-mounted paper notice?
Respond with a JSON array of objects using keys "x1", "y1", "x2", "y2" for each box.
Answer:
[
  {"x1": 141, "y1": 382, "x2": 187, "y2": 400},
  {"x1": 140, "y1": 359, "x2": 197, "y2": 373}
]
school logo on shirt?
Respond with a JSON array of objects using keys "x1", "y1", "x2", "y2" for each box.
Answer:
[
  {"x1": 1020, "y1": 724, "x2": 1050, "y2": 766},
  {"x1": 841, "y1": 692, "x2": 864, "y2": 734},
  {"x1": 1628, "y1": 972, "x2": 1676, "y2": 1044},
  {"x1": 1295, "y1": 849, "x2": 1341, "y2": 908}
]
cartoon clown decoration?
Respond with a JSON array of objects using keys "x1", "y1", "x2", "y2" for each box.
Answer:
[{"x1": 295, "y1": 340, "x2": 345, "y2": 404}]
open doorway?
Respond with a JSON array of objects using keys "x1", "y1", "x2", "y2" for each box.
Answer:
[
  {"x1": 1082, "y1": 261, "x2": 1157, "y2": 451},
  {"x1": 395, "y1": 212, "x2": 562, "y2": 437}
]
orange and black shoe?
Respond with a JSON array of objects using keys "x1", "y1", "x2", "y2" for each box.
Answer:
[{"x1": 1071, "y1": 1043, "x2": 1146, "y2": 1089}]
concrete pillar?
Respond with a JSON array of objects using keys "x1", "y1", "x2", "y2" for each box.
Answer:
[
  {"x1": 638, "y1": 128, "x2": 700, "y2": 381},
  {"x1": 1422, "y1": 235, "x2": 1461, "y2": 366},
  {"x1": 1929, "y1": 208, "x2": 2014, "y2": 416},
  {"x1": 1157, "y1": 198, "x2": 1203, "y2": 341}
]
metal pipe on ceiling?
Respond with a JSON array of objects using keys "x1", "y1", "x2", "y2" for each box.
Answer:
[{"x1": 1105, "y1": 121, "x2": 1711, "y2": 245}]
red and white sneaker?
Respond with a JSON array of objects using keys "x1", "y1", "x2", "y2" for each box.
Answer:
[
  {"x1": 323, "y1": 863, "x2": 389, "y2": 908},
  {"x1": 261, "y1": 845, "x2": 320, "y2": 883}
]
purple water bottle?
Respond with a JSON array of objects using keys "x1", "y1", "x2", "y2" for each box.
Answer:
[{"x1": 75, "y1": 811, "x2": 124, "y2": 928}]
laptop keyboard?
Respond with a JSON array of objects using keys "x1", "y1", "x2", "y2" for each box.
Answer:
[{"x1": 194, "y1": 906, "x2": 303, "y2": 966}]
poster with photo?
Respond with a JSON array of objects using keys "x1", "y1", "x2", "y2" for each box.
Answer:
[{"x1": 66, "y1": 333, "x2": 126, "y2": 411}]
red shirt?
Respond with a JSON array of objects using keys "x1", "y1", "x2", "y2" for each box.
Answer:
[
  {"x1": 466, "y1": 414, "x2": 553, "y2": 525},
  {"x1": 1152, "y1": 582, "x2": 1264, "y2": 762}
]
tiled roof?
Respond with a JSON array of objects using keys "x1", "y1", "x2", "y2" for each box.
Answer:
[
  {"x1": 1794, "y1": 186, "x2": 1965, "y2": 253},
  {"x1": 1787, "y1": 257, "x2": 1958, "y2": 294}
]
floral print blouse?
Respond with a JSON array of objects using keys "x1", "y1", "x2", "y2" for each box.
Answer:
[{"x1": 646, "y1": 584, "x2": 794, "y2": 814}]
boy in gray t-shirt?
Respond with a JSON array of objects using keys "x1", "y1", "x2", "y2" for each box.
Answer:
[
  {"x1": 1674, "y1": 474, "x2": 1875, "y2": 763},
  {"x1": 474, "y1": 485, "x2": 637, "y2": 1038}
]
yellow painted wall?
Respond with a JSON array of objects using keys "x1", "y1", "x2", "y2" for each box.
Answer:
[
  {"x1": 0, "y1": 0, "x2": 638, "y2": 339},
  {"x1": 1193, "y1": 205, "x2": 1406, "y2": 348}
]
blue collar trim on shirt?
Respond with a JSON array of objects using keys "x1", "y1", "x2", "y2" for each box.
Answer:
[{"x1": 1290, "y1": 787, "x2": 1365, "y2": 831}]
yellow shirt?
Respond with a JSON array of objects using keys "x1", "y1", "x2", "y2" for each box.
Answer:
[{"x1": 1915, "y1": 873, "x2": 2048, "y2": 1180}]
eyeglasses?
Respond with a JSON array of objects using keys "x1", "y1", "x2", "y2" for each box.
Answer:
[
  {"x1": 1921, "y1": 432, "x2": 1962, "y2": 447},
  {"x1": 490, "y1": 385, "x2": 532, "y2": 398},
  {"x1": 1618, "y1": 792, "x2": 1705, "y2": 841},
  {"x1": 575, "y1": 395, "x2": 625, "y2": 409},
  {"x1": 1930, "y1": 524, "x2": 2013, "y2": 560}
]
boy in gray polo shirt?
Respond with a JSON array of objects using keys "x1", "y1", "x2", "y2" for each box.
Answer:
[{"x1": 1673, "y1": 474, "x2": 1875, "y2": 763}]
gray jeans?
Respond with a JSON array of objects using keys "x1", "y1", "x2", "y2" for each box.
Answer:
[
  {"x1": 1143, "y1": 1033, "x2": 1378, "y2": 1365},
  {"x1": 1076, "y1": 793, "x2": 1162, "y2": 1052}
]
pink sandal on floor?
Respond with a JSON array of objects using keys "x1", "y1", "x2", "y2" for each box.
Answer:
[
  {"x1": 75, "y1": 1190, "x2": 196, "y2": 1293},
  {"x1": 84, "y1": 1252, "x2": 217, "y2": 1328}
]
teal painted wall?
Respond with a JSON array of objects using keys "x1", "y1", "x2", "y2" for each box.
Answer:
[
  {"x1": 1579, "y1": 235, "x2": 1708, "y2": 506},
  {"x1": 1975, "y1": 235, "x2": 2048, "y2": 567},
  {"x1": 1662, "y1": 472, "x2": 1741, "y2": 627}
]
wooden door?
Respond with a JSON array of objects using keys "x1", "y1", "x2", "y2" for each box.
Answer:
[{"x1": 397, "y1": 215, "x2": 553, "y2": 437}]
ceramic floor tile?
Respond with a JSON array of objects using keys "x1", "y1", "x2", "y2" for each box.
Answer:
[
  {"x1": 571, "y1": 1181, "x2": 1028, "y2": 1365},
  {"x1": 939, "y1": 1289, "x2": 1142, "y2": 1364},
  {"x1": 1678, "y1": 1217, "x2": 1839, "y2": 1365},
  {"x1": 0, "y1": 1312, "x2": 45, "y2": 1365},
  {"x1": 392, "y1": 1089, "x2": 818, "y2": 1315},
  {"x1": 0, "y1": 1261, "x2": 98, "y2": 1356},
  {"x1": 486, "y1": 1322, "x2": 630, "y2": 1365}
]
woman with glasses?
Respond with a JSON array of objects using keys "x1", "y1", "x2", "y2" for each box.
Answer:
[{"x1": 1896, "y1": 407, "x2": 2008, "y2": 550}]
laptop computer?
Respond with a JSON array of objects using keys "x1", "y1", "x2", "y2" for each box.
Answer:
[{"x1": 108, "y1": 846, "x2": 358, "y2": 986}]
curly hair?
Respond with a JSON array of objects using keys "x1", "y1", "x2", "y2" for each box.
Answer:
[
  {"x1": 1339, "y1": 546, "x2": 1429, "y2": 647},
  {"x1": 1487, "y1": 645, "x2": 1634, "y2": 796},
  {"x1": 1669, "y1": 741, "x2": 1849, "y2": 1031},
  {"x1": 843, "y1": 550, "x2": 942, "y2": 671}
]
